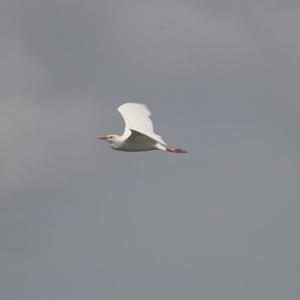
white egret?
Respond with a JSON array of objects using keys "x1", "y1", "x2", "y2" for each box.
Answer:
[{"x1": 97, "y1": 103, "x2": 187, "y2": 153}]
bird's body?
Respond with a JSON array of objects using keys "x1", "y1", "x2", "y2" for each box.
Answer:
[
  {"x1": 108, "y1": 130, "x2": 164, "y2": 152},
  {"x1": 97, "y1": 103, "x2": 187, "y2": 153}
]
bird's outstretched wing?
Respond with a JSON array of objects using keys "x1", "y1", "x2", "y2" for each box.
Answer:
[
  {"x1": 118, "y1": 103, "x2": 167, "y2": 145},
  {"x1": 126, "y1": 129, "x2": 159, "y2": 146}
]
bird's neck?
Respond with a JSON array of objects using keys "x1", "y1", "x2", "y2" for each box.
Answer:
[{"x1": 111, "y1": 135, "x2": 124, "y2": 148}]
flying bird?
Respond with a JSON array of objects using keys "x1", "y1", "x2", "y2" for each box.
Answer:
[{"x1": 97, "y1": 103, "x2": 187, "y2": 153}]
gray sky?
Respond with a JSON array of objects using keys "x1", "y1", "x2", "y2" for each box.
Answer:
[{"x1": 1, "y1": 0, "x2": 300, "y2": 299}]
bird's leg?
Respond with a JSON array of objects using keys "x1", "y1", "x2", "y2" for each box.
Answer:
[{"x1": 166, "y1": 147, "x2": 187, "y2": 153}]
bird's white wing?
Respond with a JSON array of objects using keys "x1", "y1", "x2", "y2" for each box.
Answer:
[{"x1": 118, "y1": 103, "x2": 167, "y2": 146}]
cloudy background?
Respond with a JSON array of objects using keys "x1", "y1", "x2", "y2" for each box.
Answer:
[{"x1": 1, "y1": 0, "x2": 300, "y2": 299}]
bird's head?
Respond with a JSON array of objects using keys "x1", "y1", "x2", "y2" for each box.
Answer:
[{"x1": 96, "y1": 134, "x2": 119, "y2": 144}]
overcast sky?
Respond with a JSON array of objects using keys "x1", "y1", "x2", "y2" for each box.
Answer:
[{"x1": 1, "y1": 1, "x2": 300, "y2": 299}]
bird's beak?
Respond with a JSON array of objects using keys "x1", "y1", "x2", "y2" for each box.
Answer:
[{"x1": 96, "y1": 136, "x2": 108, "y2": 140}]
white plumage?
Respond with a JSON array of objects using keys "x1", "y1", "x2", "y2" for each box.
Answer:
[
  {"x1": 97, "y1": 103, "x2": 187, "y2": 153},
  {"x1": 118, "y1": 103, "x2": 167, "y2": 146}
]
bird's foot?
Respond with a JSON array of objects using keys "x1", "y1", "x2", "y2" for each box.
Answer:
[{"x1": 166, "y1": 147, "x2": 187, "y2": 153}]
